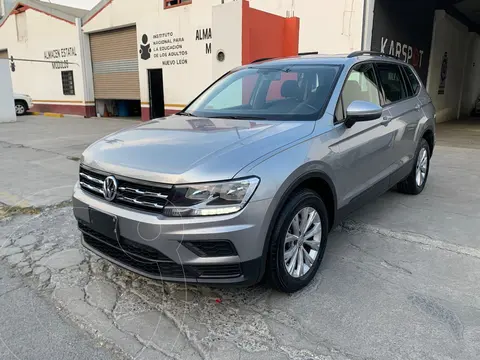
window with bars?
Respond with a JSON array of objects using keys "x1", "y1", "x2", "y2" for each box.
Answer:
[
  {"x1": 61, "y1": 71, "x2": 75, "y2": 96},
  {"x1": 164, "y1": 0, "x2": 191, "y2": 9}
]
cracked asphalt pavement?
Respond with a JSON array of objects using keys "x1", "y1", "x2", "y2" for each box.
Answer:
[{"x1": 0, "y1": 116, "x2": 479, "y2": 360}]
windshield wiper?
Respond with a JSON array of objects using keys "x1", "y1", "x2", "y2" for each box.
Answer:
[
  {"x1": 209, "y1": 115, "x2": 267, "y2": 120},
  {"x1": 176, "y1": 111, "x2": 196, "y2": 117}
]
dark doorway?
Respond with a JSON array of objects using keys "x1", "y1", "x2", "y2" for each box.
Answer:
[
  {"x1": 371, "y1": 0, "x2": 436, "y2": 84},
  {"x1": 148, "y1": 69, "x2": 165, "y2": 119}
]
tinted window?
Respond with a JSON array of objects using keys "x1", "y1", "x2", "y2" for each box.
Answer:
[
  {"x1": 404, "y1": 66, "x2": 421, "y2": 95},
  {"x1": 184, "y1": 65, "x2": 341, "y2": 121},
  {"x1": 376, "y1": 63, "x2": 407, "y2": 104},
  {"x1": 336, "y1": 63, "x2": 381, "y2": 121}
]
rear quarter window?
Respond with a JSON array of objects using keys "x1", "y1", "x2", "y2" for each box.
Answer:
[{"x1": 403, "y1": 66, "x2": 421, "y2": 95}]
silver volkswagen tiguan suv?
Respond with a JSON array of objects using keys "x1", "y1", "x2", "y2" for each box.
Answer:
[{"x1": 73, "y1": 52, "x2": 435, "y2": 293}]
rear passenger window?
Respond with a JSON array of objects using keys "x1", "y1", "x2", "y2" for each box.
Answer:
[
  {"x1": 336, "y1": 63, "x2": 381, "y2": 122},
  {"x1": 403, "y1": 66, "x2": 421, "y2": 95},
  {"x1": 376, "y1": 63, "x2": 407, "y2": 104}
]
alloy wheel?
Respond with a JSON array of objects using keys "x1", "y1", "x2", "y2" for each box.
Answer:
[
  {"x1": 15, "y1": 104, "x2": 25, "y2": 115},
  {"x1": 283, "y1": 207, "x2": 322, "y2": 278},
  {"x1": 416, "y1": 147, "x2": 428, "y2": 187}
]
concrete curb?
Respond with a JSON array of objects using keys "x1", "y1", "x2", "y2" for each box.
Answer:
[{"x1": 43, "y1": 112, "x2": 64, "y2": 118}]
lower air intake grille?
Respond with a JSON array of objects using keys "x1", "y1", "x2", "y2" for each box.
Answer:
[
  {"x1": 191, "y1": 264, "x2": 242, "y2": 278},
  {"x1": 78, "y1": 221, "x2": 170, "y2": 261},
  {"x1": 79, "y1": 222, "x2": 243, "y2": 280},
  {"x1": 183, "y1": 241, "x2": 237, "y2": 257},
  {"x1": 83, "y1": 233, "x2": 190, "y2": 278}
]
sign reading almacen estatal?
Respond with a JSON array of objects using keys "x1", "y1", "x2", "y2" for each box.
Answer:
[{"x1": 44, "y1": 47, "x2": 77, "y2": 70}]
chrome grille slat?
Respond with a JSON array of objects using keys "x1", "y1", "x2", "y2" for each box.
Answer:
[
  {"x1": 117, "y1": 195, "x2": 165, "y2": 209},
  {"x1": 79, "y1": 181, "x2": 104, "y2": 195},
  {"x1": 79, "y1": 165, "x2": 171, "y2": 213},
  {"x1": 118, "y1": 186, "x2": 168, "y2": 199},
  {"x1": 80, "y1": 172, "x2": 104, "y2": 185}
]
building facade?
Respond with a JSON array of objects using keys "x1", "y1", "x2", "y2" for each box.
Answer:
[
  {"x1": 0, "y1": 0, "x2": 366, "y2": 119},
  {"x1": 1, "y1": 0, "x2": 480, "y2": 123}
]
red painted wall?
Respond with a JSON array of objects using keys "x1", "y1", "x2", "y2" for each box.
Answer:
[
  {"x1": 241, "y1": 0, "x2": 300, "y2": 65},
  {"x1": 31, "y1": 104, "x2": 96, "y2": 117},
  {"x1": 141, "y1": 107, "x2": 177, "y2": 121}
]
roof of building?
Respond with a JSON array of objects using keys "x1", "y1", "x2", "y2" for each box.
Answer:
[
  {"x1": 82, "y1": 0, "x2": 110, "y2": 25},
  {"x1": 0, "y1": 0, "x2": 87, "y2": 28},
  {"x1": 38, "y1": 1, "x2": 88, "y2": 18}
]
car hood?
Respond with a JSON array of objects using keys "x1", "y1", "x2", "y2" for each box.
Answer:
[{"x1": 81, "y1": 116, "x2": 314, "y2": 184}]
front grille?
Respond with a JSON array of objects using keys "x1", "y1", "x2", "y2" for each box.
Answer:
[
  {"x1": 79, "y1": 222, "x2": 243, "y2": 280},
  {"x1": 191, "y1": 264, "x2": 242, "y2": 278},
  {"x1": 79, "y1": 165, "x2": 172, "y2": 213},
  {"x1": 78, "y1": 221, "x2": 170, "y2": 261},
  {"x1": 83, "y1": 233, "x2": 190, "y2": 278},
  {"x1": 183, "y1": 241, "x2": 237, "y2": 257}
]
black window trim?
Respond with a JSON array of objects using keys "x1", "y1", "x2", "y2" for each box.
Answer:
[
  {"x1": 402, "y1": 64, "x2": 421, "y2": 97},
  {"x1": 400, "y1": 65, "x2": 414, "y2": 97},
  {"x1": 61, "y1": 70, "x2": 75, "y2": 96},
  {"x1": 372, "y1": 60, "x2": 418, "y2": 108},
  {"x1": 334, "y1": 60, "x2": 383, "y2": 124}
]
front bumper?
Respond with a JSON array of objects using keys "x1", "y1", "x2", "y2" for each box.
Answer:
[{"x1": 72, "y1": 182, "x2": 269, "y2": 285}]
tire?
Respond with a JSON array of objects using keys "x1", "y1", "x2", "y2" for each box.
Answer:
[
  {"x1": 397, "y1": 138, "x2": 431, "y2": 195},
  {"x1": 267, "y1": 189, "x2": 329, "y2": 293},
  {"x1": 15, "y1": 100, "x2": 27, "y2": 116}
]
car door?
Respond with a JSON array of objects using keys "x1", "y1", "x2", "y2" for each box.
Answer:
[
  {"x1": 374, "y1": 62, "x2": 422, "y2": 186},
  {"x1": 328, "y1": 62, "x2": 398, "y2": 211}
]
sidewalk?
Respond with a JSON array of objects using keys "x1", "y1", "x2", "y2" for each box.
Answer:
[
  {"x1": 0, "y1": 115, "x2": 138, "y2": 208},
  {"x1": 0, "y1": 262, "x2": 125, "y2": 360}
]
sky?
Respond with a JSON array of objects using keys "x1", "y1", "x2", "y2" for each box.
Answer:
[{"x1": 40, "y1": 0, "x2": 100, "y2": 10}]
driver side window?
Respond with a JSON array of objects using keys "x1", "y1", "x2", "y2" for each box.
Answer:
[{"x1": 335, "y1": 63, "x2": 381, "y2": 123}]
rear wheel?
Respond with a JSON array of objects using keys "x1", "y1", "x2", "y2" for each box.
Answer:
[
  {"x1": 15, "y1": 100, "x2": 27, "y2": 116},
  {"x1": 397, "y1": 138, "x2": 431, "y2": 195},
  {"x1": 267, "y1": 189, "x2": 328, "y2": 293}
]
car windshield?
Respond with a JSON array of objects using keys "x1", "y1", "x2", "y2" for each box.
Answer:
[{"x1": 182, "y1": 64, "x2": 341, "y2": 121}]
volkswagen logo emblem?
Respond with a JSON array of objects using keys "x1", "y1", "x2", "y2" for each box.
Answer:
[{"x1": 103, "y1": 176, "x2": 118, "y2": 201}]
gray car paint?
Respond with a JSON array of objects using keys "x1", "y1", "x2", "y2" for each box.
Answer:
[{"x1": 73, "y1": 54, "x2": 436, "y2": 284}]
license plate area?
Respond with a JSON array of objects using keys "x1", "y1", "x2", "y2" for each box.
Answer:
[{"x1": 88, "y1": 208, "x2": 118, "y2": 240}]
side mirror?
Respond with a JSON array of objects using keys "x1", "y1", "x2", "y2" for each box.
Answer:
[{"x1": 344, "y1": 100, "x2": 383, "y2": 128}]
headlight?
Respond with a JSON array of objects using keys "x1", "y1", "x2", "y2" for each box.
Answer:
[{"x1": 163, "y1": 177, "x2": 260, "y2": 217}]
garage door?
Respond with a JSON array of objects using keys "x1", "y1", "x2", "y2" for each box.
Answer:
[
  {"x1": 90, "y1": 26, "x2": 140, "y2": 100},
  {"x1": 0, "y1": 50, "x2": 8, "y2": 59}
]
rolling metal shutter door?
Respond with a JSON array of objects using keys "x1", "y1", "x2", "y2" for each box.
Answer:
[
  {"x1": 0, "y1": 50, "x2": 8, "y2": 59},
  {"x1": 90, "y1": 27, "x2": 140, "y2": 100}
]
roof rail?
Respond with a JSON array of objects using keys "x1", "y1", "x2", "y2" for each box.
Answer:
[
  {"x1": 251, "y1": 57, "x2": 273, "y2": 63},
  {"x1": 298, "y1": 51, "x2": 319, "y2": 56},
  {"x1": 347, "y1": 51, "x2": 398, "y2": 59}
]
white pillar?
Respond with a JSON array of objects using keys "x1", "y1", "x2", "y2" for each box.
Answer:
[
  {"x1": 0, "y1": 59, "x2": 16, "y2": 123},
  {"x1": 76, "y1": 18, "x2": 95, "y2": 115}
]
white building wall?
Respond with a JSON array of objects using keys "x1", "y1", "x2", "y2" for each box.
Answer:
[
  {"x1": 83, "y1": 0, "x2": 364, "y2": 113},
  {"x1": 136, "y1": 1, "x2": 219, "y2": 112},
  {"x1": 460, "y1": 33, "x2": 480, "y2": 116},
  {"x1": 427, "y1": 10, "x2": 469, "y2": 123},
  {"x1": 0, "y1": 9, "x2": 86, "y2": 109},
  {"x1": 212, "y1": 1, "x2": 242, "y2": 80},
  {"x1": 248, "y1": 0, "x2": 365, "y2": 54},
  {"x1": 0, "y1": 59, "x2": 16, "y2": 123},
  {"x1": 84, "y1": 0, "x2": 223, "y2": 112}
]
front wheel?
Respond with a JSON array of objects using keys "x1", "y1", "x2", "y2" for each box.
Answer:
[
  {"x1": 267, "y1": 189, "x2": 329, "y2": 293},
  {"x1": 397, "y1": 138, "x2": 431, "y2": 195},
  {"x1": 15, "y1": 101, "x2": 27, "y2": 116}
]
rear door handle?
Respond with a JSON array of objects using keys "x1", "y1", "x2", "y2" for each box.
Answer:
[{"x1": 414, "y1": 104, "x2": 422, "y2": 111}]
